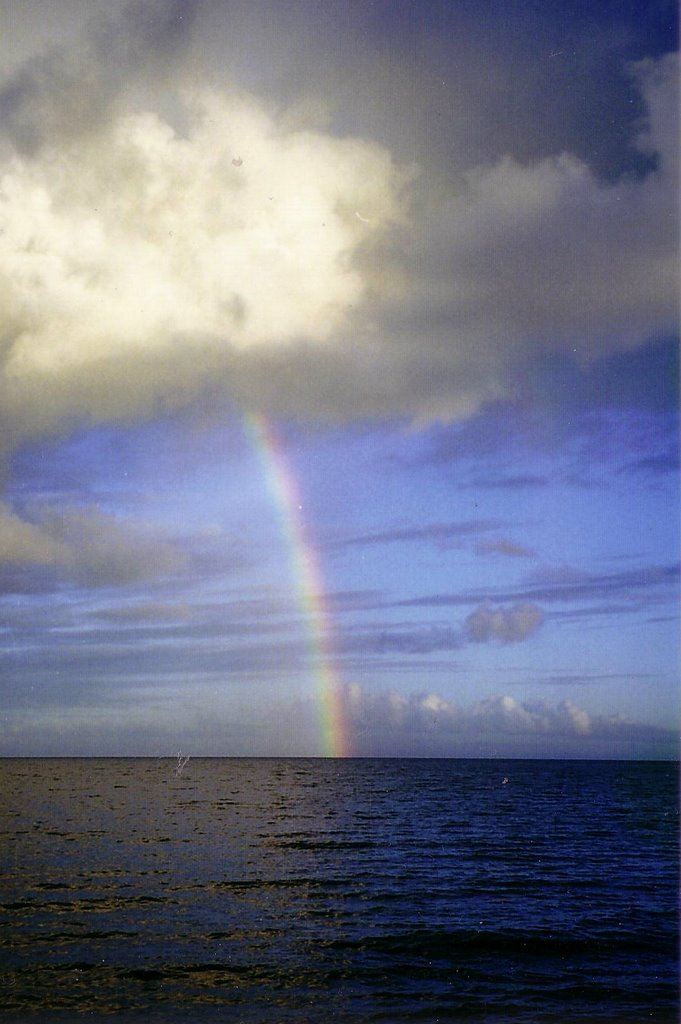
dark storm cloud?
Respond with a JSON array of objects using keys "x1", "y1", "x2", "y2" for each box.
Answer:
[
  {"x1": 0, "y1": 0, "x2": 197, "y2": 153},
  {"x1": 415, "y1": 396, "x2": 677, "y2": 494},
  {"x1": 561, "y1": 338, "x2": 678, "y2": 413},
  {"x1": 0, "y1": 0, "x2": 676, "y2": 446},
  {"x1": 195, "y1": 0, "x2": 676, "y2": 179}
]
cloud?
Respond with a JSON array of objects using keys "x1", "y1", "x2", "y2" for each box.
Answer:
[
  {"x1": 0, "y1": 0, "x2": 197, "y2": 154},
  {"x1": 343, "y1": 685, "x2": 677, "y2": 758},
  {"x1": 0, "y1": 22, "x2": 675, "y2": 449},
  {"x1": 91, "y1": 601, "x2": 193, "y2": 624},
  {"x1": 0, "y1": 11, "x2": 676, "y2": 603},
  {"x1": 0, "y1": 503, "x2": 185, "y2": 589},
  {"x1": 411, "y1": 377, "x2": 678, "y2": 480},
  {"x1": 0, "y1": 501, "x2": 68, "y2": 566},
  {"x1": 524, "y1": 562, "x2": 680, "y2": 605},
  {"x1": 476, "y1": 540, "x2": 536, "y2": 558},
  {"x1": 340, "y1": 623, "x2": 462, "y2": 657},
  {"x1": 330, "y1": 519, "x2": 501, "y2": 551},
  {"x1": 535, "y1": 671, "x2": 655, "y2": 687},
  {"x1": 338, "y1": 600, "x2": 544, "y2": 657},
  {"x1": 471, "y1": 475, "x2": 550, "y2": 491},
  {"x1": 371, "y1": 53, "x2": 678, "y2": 423},
  {"x1": 1, "y1": 668, "x2": 675, "y2": 757},
  {"x1": 464, "y1": 602, "x2": 544, "y2": 644},
  {"x1": 46, "y1": 506, "x2": 186, "y2": 585},
  {"x1": 0, "y1": 83, "x2": 406, "y2": 455},
  {"x1": 620, "y1": 452, "x2": 679, "y2": 476},
  {"x1": 399, "y1": 562, "x2": 680, "y2": 611},
  {"x1": 190, "y1": 0, "x2": 674, "y2": 183}
]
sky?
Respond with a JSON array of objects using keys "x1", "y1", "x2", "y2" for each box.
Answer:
[{"x1": 0, "y1": 0, "x2": 678, "y2": 758}]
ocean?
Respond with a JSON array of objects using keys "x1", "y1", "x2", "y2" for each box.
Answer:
[{"x1": 1, "y1": 757, "x2": 678, "y2": 1023}]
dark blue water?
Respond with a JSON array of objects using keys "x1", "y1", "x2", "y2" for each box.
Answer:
[{"x1": 1, "y1": 758, "x2": 678, "y2": 1023}]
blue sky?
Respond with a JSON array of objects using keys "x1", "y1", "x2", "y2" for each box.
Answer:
[{"x1": 0, "y1": 0, "x2": 678, "y2": 757}]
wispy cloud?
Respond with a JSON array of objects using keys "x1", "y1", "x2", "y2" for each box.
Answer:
[
  {"x1": 329, "y1": 519, "x2": 502, "y2": 551},
  {"x1": 399, "y1": 562, "x2": 679, "y2": 610},
  {"x1": 619, "y1": 452, "x2": 679, "y2": 476},
  {"x1": 91, "y1": 601, "x2": 194, "y2": 624},
  {"x1": 534, "y1": 671, "x2": 656, "y2": 687},
  {"x1": 469, "y1": 475, "x2": 549, "y2": 490},
  {"x1": 476, "y1": 540, "x2": 536, "y2": 558},
  {"x1": 339, "y1": 624, "x2": 462, "y2": 656}
]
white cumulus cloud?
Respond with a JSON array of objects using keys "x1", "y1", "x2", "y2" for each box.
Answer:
[
  {"x1": 341, "y1": 685, "x2": 674, "y2": 757},
  {"x1": 0, "y1": 87, "x2": 407, "y2": 453},
  {"x1": 0, "y1": 38, "x2": 675, "y2": 443}
]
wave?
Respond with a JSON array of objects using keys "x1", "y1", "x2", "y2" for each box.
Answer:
[{"x1": 324, "y1": 926, "x2": 676, "y2": 959}]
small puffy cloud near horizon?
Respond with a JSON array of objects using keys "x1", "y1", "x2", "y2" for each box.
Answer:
[
  {"x1": 464, "y1": 603, "x2": 545, "y2": 645},
  {"x1": 343, "y1": 685, "x2": 677, "y2": 758}
]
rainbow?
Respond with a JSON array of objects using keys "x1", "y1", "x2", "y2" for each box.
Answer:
[{"x1": 244, "y1": 413, "x2": 349, "y2": 757}]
